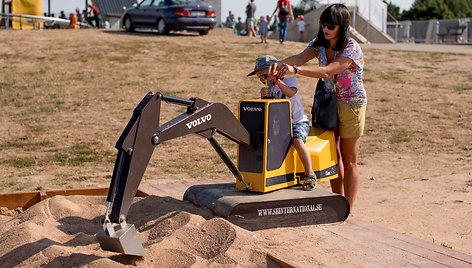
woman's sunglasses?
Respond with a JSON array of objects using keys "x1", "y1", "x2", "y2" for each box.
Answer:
[{"x1": 321, "y1": 23, "x2": 337, "y2": 31}]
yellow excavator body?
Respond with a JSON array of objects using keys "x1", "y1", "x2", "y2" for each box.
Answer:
[{"x1": 236, "y1": 99, "x2": 338, "y2": 193}]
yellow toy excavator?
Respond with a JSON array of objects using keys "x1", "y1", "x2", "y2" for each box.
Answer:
[{"x1": 96, "y1": 92, "x2": 349, "y2": 257}]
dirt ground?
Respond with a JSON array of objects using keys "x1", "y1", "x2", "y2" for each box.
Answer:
[{"x1": 0, "y1": 28, "x2": 471, "y2": 266}]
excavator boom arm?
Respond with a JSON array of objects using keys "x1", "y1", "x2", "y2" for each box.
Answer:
[{"x1": 107, "y1": 92, "x2": 251, "y2": 223}]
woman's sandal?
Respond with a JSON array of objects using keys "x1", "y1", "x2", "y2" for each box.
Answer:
[{"x1": 301, "y1": 174, "x2": 317, "y2": 191}]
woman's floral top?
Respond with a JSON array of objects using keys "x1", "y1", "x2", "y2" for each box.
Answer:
[{"x1": 308, "y1": 38, "x2": 367, "y2": 107}]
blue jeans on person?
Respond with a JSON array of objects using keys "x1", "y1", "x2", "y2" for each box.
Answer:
[{"x1": 279, "y1": 17, "x2": 290, "y2": 42}]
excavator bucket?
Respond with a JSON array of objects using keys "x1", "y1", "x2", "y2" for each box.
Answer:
[{"x1": 96, "y1": 222, "x2": 147, "y2": 257}]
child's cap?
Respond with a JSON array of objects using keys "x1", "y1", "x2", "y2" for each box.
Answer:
[
  {"x1": 298, "y1": 15, "x2": 304, "y2": 20},
  {"x1": 247, "y1": 55, "x2": 278, "y2": 77},
  {"x1": 260, "y1": 16, "x2": 265, "y2": 21}
]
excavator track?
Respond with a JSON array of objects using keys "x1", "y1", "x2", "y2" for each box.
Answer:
[{"x1": 184, "y1": 183, "x2": 349, "y2": 231}]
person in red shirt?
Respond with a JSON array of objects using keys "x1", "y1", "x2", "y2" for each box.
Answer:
[
  {"x1": 271, "y1": 0, "x2": 294, "y2": 43},
  {"x1": 87, "y1": 4, "x2": 101, "y2": 28}
]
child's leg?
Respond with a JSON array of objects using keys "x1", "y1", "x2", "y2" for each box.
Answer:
[
  {"x1": 292, "y1": 121, "x2": 314, "y2": 176},
  {"x1": 293, "y1": 138, "x2": 314, "y2": 175}
]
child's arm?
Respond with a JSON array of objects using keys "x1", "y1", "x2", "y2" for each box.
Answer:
[{"x1": 276, "y1": 79, "x2": 297, "y2": 98}]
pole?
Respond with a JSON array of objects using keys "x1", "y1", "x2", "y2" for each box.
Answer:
[{"x1": 48, "y1": 0, "x2": 50, "y2": 16}]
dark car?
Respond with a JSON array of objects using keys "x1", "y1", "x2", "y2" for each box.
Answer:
[{"x1": 122, "y1": 0, "x2": 217, "y2": 35}]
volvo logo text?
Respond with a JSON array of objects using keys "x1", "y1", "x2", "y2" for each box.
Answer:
[
  {"x1": 243, "y1": 106, "x2": 262, "y2": 112},
  {"x1": 186, "y1": 114, "x2": 212, "y2": 129}
]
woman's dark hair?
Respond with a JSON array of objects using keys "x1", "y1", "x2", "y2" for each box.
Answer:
[{"x1": 313, "y1": 4, "x2": 350, "y2": 51}]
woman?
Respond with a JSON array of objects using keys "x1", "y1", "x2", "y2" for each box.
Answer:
[
  {"x1": 271, "y1": 0, "x2": 294, "y2": 43},
  {"x1": 267, "y1": 4, "x2": 366, "y2": 211}
]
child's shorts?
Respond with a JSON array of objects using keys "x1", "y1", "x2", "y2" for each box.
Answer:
[
  {"x1": 337, "y1": 103, "x2": 366, "y2": 138},
  {"x1": 292, "y1": 120, "x2": 309, "y2": 143}
]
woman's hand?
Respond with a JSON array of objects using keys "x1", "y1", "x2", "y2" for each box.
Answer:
[
  {"x1": 267, "y1": 62, "x2": 282, "y2": 81},
  {"x1": 267, "y1": 62, "x2": 295, "y2": 81}
]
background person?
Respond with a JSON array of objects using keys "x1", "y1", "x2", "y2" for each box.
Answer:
[
  {"x1": 59, "y1": 11, "x2": 66, "y2": 19},
  {"x1": 87, "y1": 4, "x2": 101, "y2": 28},
  {"x1": 225, "y1": 11, "x2": 235, "y2": 28},
  {"x1": 267, "y1": 4, "x2": 366, "y2": 212},
  {"x1": 245, "y1": 0, "x2": 257, "y2": 37},
  {"x1": 297, "y1": 15, "x2": 309, "y2": 42},
  {"x1": 235, "y1": 17, "x2": 244, "y2": 36},
  {"x1": 272, "y1": 0, "x2": 294, "y2": 43},
  {"x1": 76, "y1": 8, "x2": 83, "y2": 23},
  {"x1": 269, "y1": 16, "x2": 279, "y2": 34},
  {"x1": 258, "y1": 16, "x2": 269, "y2": 43}
]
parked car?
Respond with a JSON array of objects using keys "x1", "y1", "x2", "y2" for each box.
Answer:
[{"x1": 122, "y1": 0, "x2": 217, "y2": 35}]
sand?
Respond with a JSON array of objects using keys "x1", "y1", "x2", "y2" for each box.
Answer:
[{"x1": 0, "y1": 195, "x2": 274, "y2": 267}]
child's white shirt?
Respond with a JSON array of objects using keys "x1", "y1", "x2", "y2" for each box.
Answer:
[
  {"x1": 297, "y1": 20, "x2": 305, "y2": 32},
  {"x1": 272, "y1": 77, "x2": 308, "y2": 124}
]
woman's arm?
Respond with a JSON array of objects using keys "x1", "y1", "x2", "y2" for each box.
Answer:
[
  {"x1": 279, "y1": 56, "x2": 353, "y2": 79},
  {"x1": 289, "y1": 3, "x2": 294, "y2": 23},
  {"x1": 271, "y1": 6, "x2": 278, "y2": 17},
  {"x1": 268, "y1": 47, "x2": 316, "y2": 80}
]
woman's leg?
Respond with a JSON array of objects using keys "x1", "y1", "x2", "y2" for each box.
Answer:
[
  {"x1": 340, "y1": 136, "x2": 361, "y2": 210},
  {"x1": 330, "y1": 133, "x2": 344, "y2": 195}
]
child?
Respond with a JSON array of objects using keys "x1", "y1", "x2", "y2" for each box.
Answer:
[
  {"x1": 297, "y1": 15, "x2": 309, "y2": 42},
  {"x1": 258, "y1": 16, "x2": 269, "y2": 43},
  {"x1": 235, "y1": 17, "x2": 244, "y2": 36},
  {"x1": 247, "y1": 55, "x2": 317, "y2": 190},
  {"x1": 269, "y1": 16, "x2": 279, "y2": 34}
]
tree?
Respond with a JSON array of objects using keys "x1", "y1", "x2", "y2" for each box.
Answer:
[
  {"x1": 293, "y1": 0, "x2": 320, "y2": 18},
  {"x1": 383, "y1": 1, "x2": 401, "y2": 21},
  {"x1": 443, "y1": 0, "x2": 472, "y2": 18},
  {"x1": 401, "y1": 0, "x2": 472, "y2": 20}
]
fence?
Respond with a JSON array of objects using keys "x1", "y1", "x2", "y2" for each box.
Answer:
[{"x1": 387, "y1": 18, "x2": 471, "y2": 43}]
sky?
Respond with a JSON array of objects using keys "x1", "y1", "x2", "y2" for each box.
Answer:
[{"x1": 42, "y1": 0, "x2": 415, "y2": 18}]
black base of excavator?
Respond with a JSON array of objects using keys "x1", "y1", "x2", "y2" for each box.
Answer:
[{"x1": 183, "y1": 183, "x2": 350, "y2": 231}]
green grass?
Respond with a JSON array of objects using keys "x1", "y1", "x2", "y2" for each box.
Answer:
[
  {"x1": 40, "y1": 106, "x2": 55, "y2": 113},
  {"x1": 12, "y1": 157, "x2": 35, "y2": 168},
  {"x1": 390, "y1": 130, "x2": 411, "y2": 143},
  {"x1": 54, "y1": 153, "x2": 68, "y2": 164},
  {"x1": 466, "y1": 180, "x2": 472, "y2": 187},
  {"x1": 48, "y1": 92, "x2": 58, "y2": 99},
  {"x1": 455, "y1": 86, "x2": 472, "y2": 91},
  {"x1": 441, "y1": 243, "x2": 452, "y2": 249},
  {"x1": 108, "y1": 55, "x2": 133, "y2": 63},
  {"x1": 0, "y1": 53, "x2": 13, "y2": 59},
  {"x1": 52, "y1": 142, "x2": 105, "y2": 166}
]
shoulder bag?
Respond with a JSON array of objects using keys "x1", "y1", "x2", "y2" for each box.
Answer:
[{"x1": 311, "y1": 79, "x2": 338, "y2": 130}]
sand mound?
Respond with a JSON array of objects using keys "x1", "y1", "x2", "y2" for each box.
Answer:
[{"x1": 0, "y1": 195, "x2": 270, "y2": 267}]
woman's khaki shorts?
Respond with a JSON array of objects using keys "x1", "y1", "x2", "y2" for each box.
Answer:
[{"x1": 337, "y1": 103, "x2": 366, "y2": 138}]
